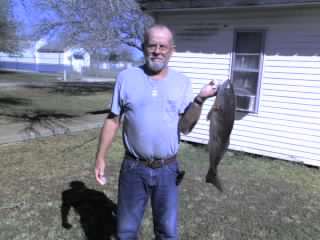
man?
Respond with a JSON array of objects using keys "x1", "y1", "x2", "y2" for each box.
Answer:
[{"x1": 95, "y1": 24, "x2": 217, "y2": 239}]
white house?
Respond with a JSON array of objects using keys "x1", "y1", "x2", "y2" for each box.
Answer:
[
  {"x1": 140, "y1": 0, "x2": 320, "y2": 167},
  {"x1": 0, "y1": 38, "x2": 90, "y2": 75}
]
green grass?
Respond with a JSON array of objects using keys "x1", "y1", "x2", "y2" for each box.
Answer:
[
  {"x1": 0, "y1": 72, "x2": 114, "y2": 125},
  {"x1": 0, "y1": 71, "x2": 114, "y2": 143},
  {"x1": 0, "y1": 87, "x2": 112, "y2": 117},
  {"x1": 0, "y1": 70, "x2": 61, "y2": 83},
  {"x1": 0, "y1": 130, "x2": 319, "y2": 240}
]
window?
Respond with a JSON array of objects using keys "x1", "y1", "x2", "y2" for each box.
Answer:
[
  {"x1": 73, "y1": 51, "x2": 84, "y2": 60},
  {"x1": 231, "y1": 30, "x2": 265, "y2": 112}
]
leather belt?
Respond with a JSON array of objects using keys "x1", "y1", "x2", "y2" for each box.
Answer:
[{"x1": 125, "y1": 151, "x2": 177, "y2": 169}]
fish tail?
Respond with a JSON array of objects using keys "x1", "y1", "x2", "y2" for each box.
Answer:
[{"x1": 206, "y1": 168, "x2": 223, "y2": 192}]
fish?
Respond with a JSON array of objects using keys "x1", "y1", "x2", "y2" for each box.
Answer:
[{"x1": 206, "y1": 79, "x2": 236, "y2": 191}]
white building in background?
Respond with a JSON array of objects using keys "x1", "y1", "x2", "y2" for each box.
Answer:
[{"x1": 0, "y1": 38, "x2": 90, "y2": 75}]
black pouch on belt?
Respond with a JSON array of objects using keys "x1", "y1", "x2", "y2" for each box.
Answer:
[{"x1": 176, "y1": 170, "x2": 185, "y2": 186}]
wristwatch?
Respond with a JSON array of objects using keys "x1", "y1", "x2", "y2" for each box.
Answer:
[{"x1": 194, "y1": 95, "x2": 205, "y2": 105}]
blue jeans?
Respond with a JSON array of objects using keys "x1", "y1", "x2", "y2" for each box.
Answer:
[{"x1": 117, "y1": 158, "x2": 179, "y2": 240}]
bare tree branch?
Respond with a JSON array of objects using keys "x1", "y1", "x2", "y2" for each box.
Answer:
[
  {"x1": 23, "y1": 0, "x2": 154, "y2": 54},
  {"x1": 0, "y1": 0, "x2": 21, "y2": 53}
]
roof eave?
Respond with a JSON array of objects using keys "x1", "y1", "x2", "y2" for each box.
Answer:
[
  {"x1": 37, "y1": 49, "x2": 65, "y2": 53},
  {"x1": 143, "y1": 2, "x2": 320, "y2": 13}
]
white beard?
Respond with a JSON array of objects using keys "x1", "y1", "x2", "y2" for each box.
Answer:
[{"x1": 146, "y1": 58, "x2": 168, "y2": 73}]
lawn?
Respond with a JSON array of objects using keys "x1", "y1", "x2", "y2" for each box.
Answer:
[
  {"x1": 0, "y1": 70, "x2": 61, "y2": 84},
  {"x1": 0, "y1": 71, "x2": 114, "y2": 125},
  {"x1": 0, "y1": 84, "x2": 113, "y2": 117},
  {"x1": 0, "y1": 71, "x2": 320, "y2": 239},
  {"x1": 0, "y1": 130, "x2": 319, "y2": 240}
]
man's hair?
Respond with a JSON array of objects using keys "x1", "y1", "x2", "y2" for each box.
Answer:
[{"x1": 143, "y1": 24, "x2": 175, "y2": 46}]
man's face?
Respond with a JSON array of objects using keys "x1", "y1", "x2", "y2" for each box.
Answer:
[{"x1": 144, "y1": 28, "x2": 174, "y2": 73}]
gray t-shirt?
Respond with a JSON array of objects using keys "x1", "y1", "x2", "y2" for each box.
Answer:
[{"x1": 111, "y1": 66, "x2": 193, "y2": 159}]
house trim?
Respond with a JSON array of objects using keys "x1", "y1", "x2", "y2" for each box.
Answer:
[{"x1": 143, "y1": 2, "x2": 320, "y2": 13}]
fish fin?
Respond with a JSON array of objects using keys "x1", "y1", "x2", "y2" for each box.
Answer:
[
  {"x1": 205, "y1": 168, "x2": 223, "y2": 192},
  {"x1": 206, "y1": 108, "x2": 213, "y2": 120}
]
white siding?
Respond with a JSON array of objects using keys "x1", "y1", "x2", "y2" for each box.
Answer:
[
  {"x1": 0, "y1": 51, "x2": 64, "y2": 69},
  {"x1": 36, "y1": 52, "x2": 63, "y2": 65},
  {"x1": 157, "y1": 7, "x2": 320, "y2": 166},
  {"x1": 0, "y1": 53, "x2": 35, "y2": 64}
]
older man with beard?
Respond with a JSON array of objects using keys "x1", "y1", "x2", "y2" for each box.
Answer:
[{"x1": 95, "y1": 24, "x2": 217, "y2": 240}]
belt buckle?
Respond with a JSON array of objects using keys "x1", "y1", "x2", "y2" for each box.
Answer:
[
  {"x1": 145, "y1": 159, "x2": 154, "y2": 168},
  {"x1": 147, "y1": 158, "x2": 163, "y2": 168}
]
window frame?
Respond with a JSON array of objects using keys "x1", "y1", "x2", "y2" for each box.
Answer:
[{"x1": 230, "y1": 29, "x2": 266, "y2": 113}]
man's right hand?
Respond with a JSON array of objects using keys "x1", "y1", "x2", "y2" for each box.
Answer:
[
  {"x1": 95, "y1": 158, "x2": 107, "y2": 185},
  {"x1": 94, "y1": 116, "x2": 120, "y2": 186}
]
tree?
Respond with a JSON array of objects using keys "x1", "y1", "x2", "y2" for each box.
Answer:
[
  {"x1": 23, "y1": 0, "x2": 154, "y2": 54},
  {"x1": 0, "y1": 0, "x2": 21, "y2": 53}
]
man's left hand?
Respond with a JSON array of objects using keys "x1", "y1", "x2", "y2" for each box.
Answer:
[{"x1": 198, "y1": 80, "x2": 218, "y2": 99}]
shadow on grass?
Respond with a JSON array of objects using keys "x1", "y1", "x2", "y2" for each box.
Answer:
[
  {"x1": 0, "y1": 96, "x2": 32, "y2": 107},
  {"x1": 1, "y1": 110, "x2": 77, "y2": 136},
  {"x1": 23, "y1": 82, "x2": 115, "y2": 96},
  {"x1": 86, "y1": 109, "x2": 110, "y2": 115},
  {"x1": 61, "y1": 181, "x2": 117, "y2": 240}
]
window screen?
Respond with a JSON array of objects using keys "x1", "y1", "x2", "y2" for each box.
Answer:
[{"x1": 231, "y1": 31, "x2": 264, "y2": 112}]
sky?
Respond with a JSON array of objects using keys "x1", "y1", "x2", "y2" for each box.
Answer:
[
  {"x1": 11, "y1": 0, "x2": 144, "y2": 60},
  {"x1": 12, "y1": 0, "x2": 38, "y2": 35}
]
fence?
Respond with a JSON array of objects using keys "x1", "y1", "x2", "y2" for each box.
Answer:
[
  {"x1": 0, "y1": 54, "x2": 141, "y2": 81},
  {"x1": 0, "y1": 53, "x2": 72, "y2": 72}
]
